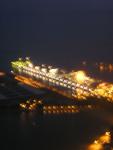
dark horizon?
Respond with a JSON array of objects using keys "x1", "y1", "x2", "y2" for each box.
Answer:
[{"x1": 0, "y1": 0, "x2": 113, "y2": 70}]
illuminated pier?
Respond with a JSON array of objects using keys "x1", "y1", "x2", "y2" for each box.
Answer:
[
  {"x1": 19, "y1": 98, "x2": 95, "y2": 114},
  {"x1": 43, "y1": 104, "x2": 95, "y2": 114}
]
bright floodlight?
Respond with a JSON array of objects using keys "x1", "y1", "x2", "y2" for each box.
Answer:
[{"x1": 75, "y1": 71, "x2": 86, "y2": 83}]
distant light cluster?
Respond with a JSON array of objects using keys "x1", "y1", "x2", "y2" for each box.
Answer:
[
  {"x1": 20, "y1": 99, "x2": 42, "y2": 110},
  {"x1": 82, "y1": 61, "x2": 113, "y2": 73},
  {"x1": 88, "y1": 131, "x2": 112, "y2": 150},
  {"x1": 43, "y1": 104, "x2": 94, "y2": 114}
]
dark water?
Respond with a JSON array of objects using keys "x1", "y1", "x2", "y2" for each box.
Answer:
[{"x1": 0, "y1": 96, "x2": 113, "y2": 150}]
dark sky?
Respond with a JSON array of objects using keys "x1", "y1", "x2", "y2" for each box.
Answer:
[{"x1": 0, "y1": 0, "x2": 113, "y2": 70}]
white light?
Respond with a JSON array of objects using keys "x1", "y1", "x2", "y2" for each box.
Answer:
[
  {"x1": 28, "y1": 63, "x2": 33, "y2": 68},
  {"x1": 35, "y1": 66, "x2": 40, "y2": 70},
  {"x1": 26, "y1": 57, "x2": 30, "y2": 60},
  {"x1": 11, "y1": 70, "x2": 14, "y2": 74},
  {"x1": 68, "y1": 86, "x2": 71, "y2": 88}
]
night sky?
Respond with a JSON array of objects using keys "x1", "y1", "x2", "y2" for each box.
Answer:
[{"x1": 0, "y1": 0, "x2": 113, "y2": 70}]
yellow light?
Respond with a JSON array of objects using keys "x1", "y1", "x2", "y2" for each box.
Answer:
[
  {"x1": 38, "y1": 100, "x2": 42, "y2": 104},
  {"x1": 94, "y1": 140, "x2": 98, "y2": 144},
  {"x1": 99, "y1": 135, "x2": 110, "y2": 144},
  {"x1": 88, "y1": 131, "x2": 111, "y2": 150},
  {"x1": 88, "y1": 143, "x2": 102, "y2": 150},
  {"x1": 75, "y1": 71, "x2": 86, "y2": 83},
  {"x1": 105, "y1": 132, "x2": 110, "y2": 136}
]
